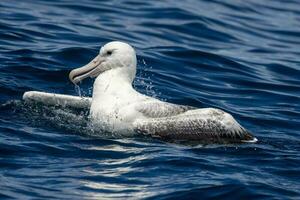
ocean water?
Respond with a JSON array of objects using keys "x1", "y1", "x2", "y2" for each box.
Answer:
[{"x1": 0, "y1": 0, "x2": 300, "y2": 199}]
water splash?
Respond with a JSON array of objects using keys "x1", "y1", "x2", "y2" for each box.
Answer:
[
  {"x1": 0, "y1": 99, "x2": 93, "y2": 136},
  {"x1": 135, "y1": 58, "x2": 159, "y2": 98}
]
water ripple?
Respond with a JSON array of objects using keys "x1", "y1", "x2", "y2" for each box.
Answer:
[{"x1": 0, "y1": 0, "x2": 300, "y2": 199}]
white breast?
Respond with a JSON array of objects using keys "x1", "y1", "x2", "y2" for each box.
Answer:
[{"x1": 89, "y1": 68, "x2": 146, "y2": 134}]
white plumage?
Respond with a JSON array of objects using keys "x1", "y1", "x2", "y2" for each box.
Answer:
[{"x1": 23, "y1": 41, "x2": 257, "y2": 143}]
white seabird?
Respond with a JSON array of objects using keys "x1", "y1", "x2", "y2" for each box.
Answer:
[{"x1": 23, "y1": 41, "x2": 257, "y2": 143}]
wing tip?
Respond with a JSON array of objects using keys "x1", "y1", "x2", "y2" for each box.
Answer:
[
  {"x1": 23, "y1": 91, "x2": 34, "y2": 100},
  {"x1": 240, "y1": 130, "x2": 258, "y2": 143},
  {"x1": 245, "y1": 137, "x2": 258, "y2": 143},
  {"x1": 23, "y1": 91, "x2": 43, "y2": 101},
  {"x1": 242, "y1": 136, "x2": 258, "y2": 143}
]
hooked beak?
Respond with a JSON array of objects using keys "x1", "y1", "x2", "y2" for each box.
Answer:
[{"x1": 69, "y1": 55, "x2": 105, "y2": 84}]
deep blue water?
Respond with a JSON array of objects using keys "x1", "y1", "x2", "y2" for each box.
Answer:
[{"x1": 1, "y1": 0, "x2": 300, "y2": 199}]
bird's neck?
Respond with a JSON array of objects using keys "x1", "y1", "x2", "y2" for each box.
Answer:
[{"x1": 92, "y1": 67, "x2": 136, "y2": 102}]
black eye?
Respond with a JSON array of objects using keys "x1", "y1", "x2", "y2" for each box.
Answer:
[{"x1": 107, "y1": 51, "x2": 112, "y2": 56}]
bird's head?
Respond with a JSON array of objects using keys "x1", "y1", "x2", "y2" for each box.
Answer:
[{"x1": 69, "y1": 41, "x2": 137, "y2": 84}]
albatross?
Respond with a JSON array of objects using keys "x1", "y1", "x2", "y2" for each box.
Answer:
[{"x1": 23, "y1": 41, "x2": 257, "y2": 143}]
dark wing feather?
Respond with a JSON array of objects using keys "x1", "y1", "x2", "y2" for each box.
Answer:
[{"x1": 133, "y1": 107, "x2": 256, "y2": 143}]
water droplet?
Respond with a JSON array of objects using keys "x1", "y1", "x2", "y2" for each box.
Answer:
[
  {"x1": 75, "y1": 85, "x2": 82, "y2": 97},
  {"x1": 142, "y1": 59, "x2": 147, "y2": 66}
]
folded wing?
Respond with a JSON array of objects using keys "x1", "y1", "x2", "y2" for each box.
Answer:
[
  {"x1": 133, "y1": 101, "x2": 256, "y2": 143},
  {"x1": 135, "y1": 100, "x2": 195, "y2": 118}
]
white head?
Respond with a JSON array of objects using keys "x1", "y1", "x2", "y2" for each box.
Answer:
[{"x1": 69, "y1": 41, "x2": 137, "y2": 84}]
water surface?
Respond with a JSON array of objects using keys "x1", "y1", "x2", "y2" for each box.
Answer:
[{"x1": 0, "y1": 0, "x2": 300, "y2": 199}]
